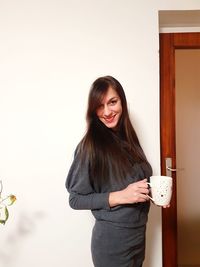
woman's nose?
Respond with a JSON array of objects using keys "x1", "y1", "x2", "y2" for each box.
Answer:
[{"x1": 103, "y1": 105, "x2": 111, "y2": 116}]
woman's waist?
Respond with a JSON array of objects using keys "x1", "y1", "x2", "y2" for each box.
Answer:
[{"x1": 91, "y1": 202, "x2": 150, "y2": 228}]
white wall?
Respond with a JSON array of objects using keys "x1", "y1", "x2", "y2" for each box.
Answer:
[{"x1": 0, "y1": 1, "x2": 200, "y2": 267}]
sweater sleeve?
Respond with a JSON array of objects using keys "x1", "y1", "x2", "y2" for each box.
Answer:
[{"x1": 65, "y1": 149, "x2": 110, "y2": 211}]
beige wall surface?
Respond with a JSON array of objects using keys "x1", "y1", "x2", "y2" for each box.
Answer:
[{"x1": 1, "y1": 1, "x2": 200, "y2": 267}]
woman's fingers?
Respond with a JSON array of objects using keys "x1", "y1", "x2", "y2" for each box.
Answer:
[{"x1": 162, "y1": 204, "x2": 170, "y2": 208}]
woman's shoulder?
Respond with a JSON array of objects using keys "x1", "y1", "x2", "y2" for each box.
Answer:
[{"x1": 72, "y1": 140, "x2": 90, "y2": 163}]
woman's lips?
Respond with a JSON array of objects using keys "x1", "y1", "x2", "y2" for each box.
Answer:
[{"x1": 103, "y1": 115, "x2": 116, "y2": 123}]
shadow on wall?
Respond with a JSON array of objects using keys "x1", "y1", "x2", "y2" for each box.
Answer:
[{"x1": 0, "y1": 210, "x2": 45, "y2": 267}]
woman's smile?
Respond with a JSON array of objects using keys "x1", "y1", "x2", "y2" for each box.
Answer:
[{"x1": 103, "y1": 114, "x2": 116, "y2": 123}]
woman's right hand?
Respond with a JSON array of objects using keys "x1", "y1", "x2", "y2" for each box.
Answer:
[{"x1": 109, "y1": 179, "x2": 150, "y2": 207}]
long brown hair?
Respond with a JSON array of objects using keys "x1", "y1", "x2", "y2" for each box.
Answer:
[{"x1": 79, "y1": 76, "x2": 150, "y2": 190}]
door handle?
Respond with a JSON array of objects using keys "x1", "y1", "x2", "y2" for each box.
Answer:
[
  {"x1": 166, "y1": 166, "x2": 177, "y2": 172},
  {"x1": 165, "y1": 157, "x2": 183, "y2": 177},
  {"x1": 166, "y1": 157, "x2": 176, "y2": 177}
]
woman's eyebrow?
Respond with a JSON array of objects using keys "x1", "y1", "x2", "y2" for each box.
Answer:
[{"x1": 108, "y1": 96, "x2": 118, "y2": 102}]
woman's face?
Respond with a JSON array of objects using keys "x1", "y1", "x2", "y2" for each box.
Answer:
[{"x1": 96, "y1": 86, "x2": 122, "y2": 129}]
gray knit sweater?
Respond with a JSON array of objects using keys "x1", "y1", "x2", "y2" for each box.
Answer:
[{"x1": 66, "y1": 148, "x2": 152, "y2": 228}]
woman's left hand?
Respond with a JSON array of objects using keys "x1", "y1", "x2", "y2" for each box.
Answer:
[{"x1": 162, "y1": 204, "x2": 170, "y2": 208}]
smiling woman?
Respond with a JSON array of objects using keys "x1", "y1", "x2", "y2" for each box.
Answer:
[{"x1": 65, "y1": 76, "x2": 153, "y2": 267}]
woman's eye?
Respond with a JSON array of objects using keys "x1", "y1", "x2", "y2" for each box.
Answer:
[
  {"x1": 110, "y1": 100, "x2": 117, "y2": 105},
  {"x1": 97, "y1": 104, "x2": 104, "y2": 110}
]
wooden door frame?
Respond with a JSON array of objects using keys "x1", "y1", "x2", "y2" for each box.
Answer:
[{"x1": 160, "y1": 32, "x2": 200, "y2": 267}]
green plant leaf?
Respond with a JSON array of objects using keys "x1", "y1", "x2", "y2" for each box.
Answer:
[{"x1": 0, "y1": 206, "x2": 9, "y2": 224}]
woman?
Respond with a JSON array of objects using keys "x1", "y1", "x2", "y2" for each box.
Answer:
[{"x1": 66, "y1": 76, "x2": 152, "y2": 267}]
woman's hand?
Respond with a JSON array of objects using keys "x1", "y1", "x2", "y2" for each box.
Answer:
[
  {"x1": 162, "y1": 204, "x2": 170, "y2": 208},
  {"x1": 109, "y1": 179, "x2": 150, "y2": 207}
]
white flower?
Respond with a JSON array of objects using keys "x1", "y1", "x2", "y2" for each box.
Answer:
[
  {"x1": 1, "y1": 195, "x2": 16, "y2": 206},
  {"x1": 0, "y1": 181, "x2": 16, "y2": 225}
]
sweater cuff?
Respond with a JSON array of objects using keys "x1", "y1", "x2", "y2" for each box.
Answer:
[{"x1": 92, "y1": 192, "x2": 110, "y2": 211}]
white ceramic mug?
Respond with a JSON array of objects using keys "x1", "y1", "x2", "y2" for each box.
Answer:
[{"x1": 147, "y1": 175, "x2": 173, "y2": 206}]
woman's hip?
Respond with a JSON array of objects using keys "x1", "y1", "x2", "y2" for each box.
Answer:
[{"x1": 91, "y1": 220, "x2": 146, "y2": 267}]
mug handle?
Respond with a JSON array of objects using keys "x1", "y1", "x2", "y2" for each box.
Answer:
[
  {"x1": 147, "y1": 195, "x2": 154, "y2": 202},
  {"x1": 146, "y1": 182, "x2": 154, "y2": 202}
]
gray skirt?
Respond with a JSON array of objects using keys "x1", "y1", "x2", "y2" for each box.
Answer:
[{"x1": 91, "y1": 221, "x2": 146, "y2": 267}]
